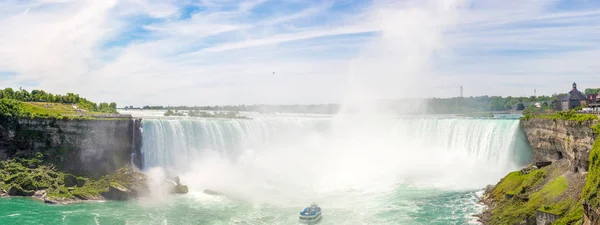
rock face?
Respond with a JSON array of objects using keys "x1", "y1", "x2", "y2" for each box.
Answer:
[
  {"x1": 0, "y1": 118, "x2": 143, "y2": 178},
  {"x1": 535, "y1": 210, "x2": 559, "y2": 225},
  {"x1": 583, "y1": 202, "x2": 600, "y2": 225},
  {"x1": 7, "y1": 185, "x2": 34, "y2": 196},
  {"x1": 64, "y1": 174, "x2": 77, "y2": 187},
  {"x1": 520, "y1": 118, "x2": 598, "y2": 172}
]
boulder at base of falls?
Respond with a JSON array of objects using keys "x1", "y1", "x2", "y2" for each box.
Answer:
[
  {"x1": 7, "y1": 185, "x2": 35, "y2": 196},
  {"x1": 203, "y1": 189, "x2": 223, "y2": 196},
  {"x1": 165, "y1": 176, "x2": 188, "y2": 194},
  {"x1": 99, "y1": 168, "x2": 150, "y2": 200},
  {"x1": 102, "y1": 183, "x2": 132, "y2": 201},
  {"x1": 64, "y1": 174, "x2": 77, "y2": 187},
  {"x1": 172, "y1": 185, "x2": 189, "y2": 194}
]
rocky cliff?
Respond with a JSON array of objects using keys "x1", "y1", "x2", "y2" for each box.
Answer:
[
  {"x1": 520, "y1": 118, "x2": 598, "y2": 172},
  {"x1": 479, "y1": 117, "x2": 599, "y2": 225},
  {"x1": 0, "y1": 118, "x2": 142, "y2": 178}
]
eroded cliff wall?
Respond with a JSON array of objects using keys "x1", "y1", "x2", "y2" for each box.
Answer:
[
  {"x1": 0, "y1": 118, "x2": 142, "y2": 178},
  {"x1": 520, "y1": 118, "x2": 598, "y2": 172}
]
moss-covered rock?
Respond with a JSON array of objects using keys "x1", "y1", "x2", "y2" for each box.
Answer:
[
  {"x1": 76, "y1": 177, "x2": 86, "y2": 187},
  {"x1": 0, "y1": 156, "x2": 185, "y2": 204},
  {"x1": 64, "y1": 174, "x2": 77, "y2": 187},
  {"x1": 582, "y1": 134, "x2": 600, "y2": 224},
  {"x1": 102, "y1": 182, "x2": 131, "y2": 201},
  {"x1": 482, "y1": 161, "x2": 581, "y2": 225},
  {"x1": 7, "y1": 185, "x2": 34, "y2": 196}
]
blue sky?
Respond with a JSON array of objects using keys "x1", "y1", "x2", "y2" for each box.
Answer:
[{"x1": 0, "y1": 0, "x2": 599, "y2": 106}]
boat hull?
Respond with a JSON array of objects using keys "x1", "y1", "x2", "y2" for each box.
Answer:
[{"x1": 299, "y1": 214, "x2": 322, "y2": 224}]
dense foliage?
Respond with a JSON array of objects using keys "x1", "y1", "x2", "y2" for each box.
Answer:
[
  {"x1": 583, "y1": 134, "x2": 600, "y2": 215},
  {"x1": 522, "y1": 109, "x2": 599, "y2": 122},
  {"x1": 585, "y1": 88, "x2": 600, "y2": 95},
  {"x1": 0, "y1": 88, "x2": 117, "y2": 113}
]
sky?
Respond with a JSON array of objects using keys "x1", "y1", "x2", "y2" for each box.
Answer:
[{"x1": 1, "y1": 0, "x2": 600, "y2": 106}]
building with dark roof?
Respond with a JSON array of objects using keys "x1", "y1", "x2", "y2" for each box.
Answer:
[{"x1": 558, "y1": 82, "x2": 588, "y2": 111}]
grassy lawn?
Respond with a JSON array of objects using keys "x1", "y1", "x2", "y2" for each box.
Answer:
[
  {"x1": 0, "y1": 100, "x2": 127, "y2": 120},
  {"x1": 21, "y1": 102, "x2": 88, "y2": 116}
]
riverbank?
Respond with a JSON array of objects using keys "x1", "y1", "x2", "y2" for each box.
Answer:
[
  {"x1": 0, "y1": 154, "x2": 149, "y2": 204},
  {"x1": 478, "y1": 113, "x2": 600, "y2": 224}
]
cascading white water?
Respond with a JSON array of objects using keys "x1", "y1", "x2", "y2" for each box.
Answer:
[{"x1": 140, "y1": 115, "x2": 531, "y2": 199}]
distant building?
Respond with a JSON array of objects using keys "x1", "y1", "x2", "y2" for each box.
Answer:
[
  {"x1": 558, "y1": 82, "x2": 587, "y2": 111},
  {"x1": 588, "y1": 91, "x2": 600, "y2": 110}
]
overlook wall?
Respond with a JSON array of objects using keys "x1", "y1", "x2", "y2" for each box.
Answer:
[{"x1": 0, "y1": 118, "x2": 142, "y2": 178}]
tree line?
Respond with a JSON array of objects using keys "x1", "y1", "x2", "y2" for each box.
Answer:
[
  {"x1": 132, "y1": 96, "x2": 556, "y2": 115},
  {"x1": 136, "y1": 104, "x2": 341, "y2": 114},
  {"x1": 131, "y1": 88, "x2": 600, "y2": 115},
  {"x1": 0, "y1": 88, "x2": 117, "y2": 113}
]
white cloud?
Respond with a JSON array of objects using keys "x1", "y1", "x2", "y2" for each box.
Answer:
[{"x1": 0, "y1": 0, "x2": 600, "y2": 106}]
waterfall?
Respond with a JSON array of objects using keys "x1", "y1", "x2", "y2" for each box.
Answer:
[{"x1": 139, "y1": 115, "x2": 531, "y2": 191}]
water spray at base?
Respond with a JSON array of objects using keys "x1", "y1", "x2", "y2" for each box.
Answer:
[{"x1": 139, "y1": 116, "x2": 531, "y2": 206}]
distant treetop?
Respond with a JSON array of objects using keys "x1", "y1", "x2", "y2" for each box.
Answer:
[
  {"x1": 0, "y1": 87, "x2": 117, "y2": 113},
  {"x1": 585, "y1": 88, "x2": 600, "y2": 95}
]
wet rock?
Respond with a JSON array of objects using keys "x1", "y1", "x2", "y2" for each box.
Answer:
[
  {"x1": 64, "y1": 174, "x2": 77, "y2": 187},
  {"x1": 33, "y1": 190, "x2": 46, "y2": 198},
  {"x1": 8, "y1": 186, "x2": 35, "y2": 196},
  {"x1": 172, "y1": 185, "x2": 189, "y2": 194},
  {"x1": 203, "y1": 189, "x2": 223, "y2": 196},
  {"x1": 43, "y1": 198, "x2": 57, "y2": 204},
  {"x1": 76, "y1": 177, "x2": 86, "y2": 187},
  {"x1": 73, "y1": 193, "x2": 88, "y2": 200},
  {"x1": 7, "y1": 186, "x2": 18, "y2": 195},
  {"x1": 102, "y1": 183, "x2": 131, "y2": 201},
  {"x1": 165, "y1": 175, "x2": 188, "y2": 195}
]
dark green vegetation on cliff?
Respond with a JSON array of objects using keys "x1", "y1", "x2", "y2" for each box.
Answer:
[
  {"x1": 483, "y1": 161, "x2": 584, "y2": 225},
  {"x1": 482, "y1": 116, "x2": 600, "y2": 225},
  {"x1": 1, "y1": 88, "x2": 117, "y2": 114},
  {"x1": 0, "y1": 153, "x2": 147, "y2": 203},
  {"x1": 582, "y1": 133, "x2": 600, "y2": 222},
  {"x1": 521, "y1": 110, "x2": 598, "y2": 122}
]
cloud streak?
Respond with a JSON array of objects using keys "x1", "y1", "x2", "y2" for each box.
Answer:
[{"x1": 0, "y1": 0, "x2": 599, "y2": 106}]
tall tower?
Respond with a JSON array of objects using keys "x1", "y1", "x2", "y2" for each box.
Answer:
[
  {"x1": 460, "y1": 86, "x2": 463, "y2": 98},
  {"x1": 534, "y1": 89, "x2": 536, "y2": 97}
]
